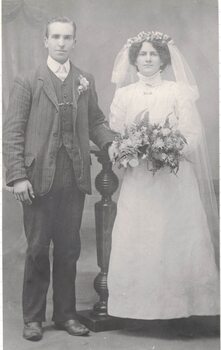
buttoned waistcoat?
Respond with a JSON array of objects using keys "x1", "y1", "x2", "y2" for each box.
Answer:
[{"x1": 3, "y1": 62, "x2": 115, "y2": 195}]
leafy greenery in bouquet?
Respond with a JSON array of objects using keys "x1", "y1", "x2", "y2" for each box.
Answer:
[{"x1": 111, "y1": 111, "x2": 188, "y2": 175}]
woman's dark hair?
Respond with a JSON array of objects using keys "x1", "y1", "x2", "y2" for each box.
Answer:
[{"x1": 129, "y1": 40, "x2": 171, "y2": 71}]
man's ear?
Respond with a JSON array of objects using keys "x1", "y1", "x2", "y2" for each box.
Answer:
[
  {"x1": 72, "y1": 38, "x2": 77, "y2": 49},
  {"x1": 44, "y1": 37, "x2": 48, "y2": 49}
]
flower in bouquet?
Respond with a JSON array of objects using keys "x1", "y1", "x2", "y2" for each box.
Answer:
[
  {"x1": 146, "y1": 117, "x2": 188, "y2": 174},
  {"x1": 111, "y1": 130, "x2": 141, "y2": 169},
  {"x1": 111, "y1": 114, "x2": 149, "y2": 169},
  {"x1": 111, "y1": 111, "x2": 187, "y2": 174}
]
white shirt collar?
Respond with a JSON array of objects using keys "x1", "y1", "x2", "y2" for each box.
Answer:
[{"x1": 47, "y1": 55, "x2": 70, "y2": 75}]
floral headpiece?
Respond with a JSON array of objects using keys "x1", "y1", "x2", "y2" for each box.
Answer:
[
  {"x1": 125, "y1": 31, "x2": 174, "y2": 48},
  {"x1": 112, "y1": 30, "x2": 198, "y2": 102}
]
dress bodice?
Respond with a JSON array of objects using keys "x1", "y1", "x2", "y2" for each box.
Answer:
[
  {"x1": 109, "y1": 76, "x2": 201, "y2": 152},
  {"x1": 110, "y1": 79, "x2": 182, "y2": 130}
]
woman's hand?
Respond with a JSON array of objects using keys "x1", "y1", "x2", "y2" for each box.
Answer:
[{"x1": 13, "y1": 179, "x2": 35, "y2": 205}]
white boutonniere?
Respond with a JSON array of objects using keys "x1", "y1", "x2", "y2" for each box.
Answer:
[{"x1": 78, "y1": 74, "x2": 89, "y2": 95}]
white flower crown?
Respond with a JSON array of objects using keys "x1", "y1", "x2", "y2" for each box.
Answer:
[{"x1": 126, "y1": 31, "x2": 174, "y2": 48}]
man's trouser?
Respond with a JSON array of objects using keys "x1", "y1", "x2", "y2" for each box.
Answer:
[{"x1": 22, "y1": 146, "x2": 85, "y2": 323}]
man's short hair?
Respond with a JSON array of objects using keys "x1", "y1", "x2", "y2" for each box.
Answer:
[{"x1": 45, "y1": 16, "x2": 77, "y2": 38}]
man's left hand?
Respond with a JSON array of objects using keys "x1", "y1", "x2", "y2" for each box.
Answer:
[{"x1": 108, "y1": 143, "x2": 117, "y2": 162}]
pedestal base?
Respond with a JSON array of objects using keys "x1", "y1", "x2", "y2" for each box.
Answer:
[{"x1": 78, "y1": 309, "x2": 125, "y2": 332}]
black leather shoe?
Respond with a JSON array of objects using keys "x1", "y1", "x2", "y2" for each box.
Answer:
[
  {"x1": 55, "y1": 319, "x2": 89, "y2": 336},
  {"x1": 23, "y1": 322, "x2": 43, "y2": 341}
]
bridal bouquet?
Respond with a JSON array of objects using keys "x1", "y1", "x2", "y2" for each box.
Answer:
[{"x1": 111, "y1": 112, "x2": 188, "y2": 175}]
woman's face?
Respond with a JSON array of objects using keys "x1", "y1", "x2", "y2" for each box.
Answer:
[{"x1": 135, "y1": 41, "x2": 162, "y2": 77}]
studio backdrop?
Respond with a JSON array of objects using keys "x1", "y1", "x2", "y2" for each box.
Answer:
[{"x1": 2, "y1": 0, "x2": 219, "y2": 186}]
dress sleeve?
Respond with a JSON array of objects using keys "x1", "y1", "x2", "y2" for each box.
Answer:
[
  {"x1": 109, "y1": 87, "x2": 127, "y2": 134},
  {"x1": 175, "y1": 83, "x2": 202, "y2": 155}
]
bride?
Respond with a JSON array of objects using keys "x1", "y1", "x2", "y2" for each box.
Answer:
[{"x1": 107, "y1": 31, "x2": 219, "y2": 320}]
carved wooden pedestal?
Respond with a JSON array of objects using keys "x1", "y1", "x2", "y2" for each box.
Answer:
[{"x1": 78, "y1": 149, "x2": 125, "y2": 332}]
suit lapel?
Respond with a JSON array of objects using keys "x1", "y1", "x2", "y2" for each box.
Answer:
[
  {"x1": 38, "y1": 64, "x2": 59, "y2": 111},
  {"x1": 72, "y1": 64, "x2": 81, "y2": 106},
  {"x1": 71, "y1": 64, "x2": 81, "y2": 132}
]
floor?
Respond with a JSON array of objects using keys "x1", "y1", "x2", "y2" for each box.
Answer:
[{"x1": 3, "y1": 189, "x2": 220, "y2": 350}]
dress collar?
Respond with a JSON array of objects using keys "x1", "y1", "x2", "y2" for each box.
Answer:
[
  {"x1": 137, "y1": 71, "x2": 162, "y2": 87},
  {"x1": 47, "y1": 55, "x2": 70, "y2": 75}
]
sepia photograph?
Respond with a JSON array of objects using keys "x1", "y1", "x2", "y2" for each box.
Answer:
[{"x1": 2, "y1": 0, "x2": 220, "y2": 349}]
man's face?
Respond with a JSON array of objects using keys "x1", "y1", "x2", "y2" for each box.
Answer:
[{"x1": 44, "y1": 22, "x2": 76, "y2": 64}]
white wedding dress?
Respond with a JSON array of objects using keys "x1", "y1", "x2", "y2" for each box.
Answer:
[{"x1": 107, "y1": 73, "x2": 219, "y2": 320}]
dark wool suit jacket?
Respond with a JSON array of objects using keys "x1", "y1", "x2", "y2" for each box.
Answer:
[{"x1": 3, "y1": 62, "x2": 116, "y2": 195}]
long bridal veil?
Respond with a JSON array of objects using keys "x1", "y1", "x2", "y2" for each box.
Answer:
[{"x1": 111, "y1": 32, "x2": 219, "y2": 267}]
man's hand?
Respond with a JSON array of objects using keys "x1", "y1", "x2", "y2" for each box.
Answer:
[
  {"x1": 108, "y1": 143, "x2": 117, "y2": 163},
  {"x1": 13, "y1": 179, "x2": 35, "y2": 205}
]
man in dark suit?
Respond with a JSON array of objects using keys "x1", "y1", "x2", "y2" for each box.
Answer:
[{"x1": 3, "y1": 16, "x2": 115, "y2": 341}]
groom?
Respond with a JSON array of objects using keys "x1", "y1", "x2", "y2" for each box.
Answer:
[{"x1": 3, "y1": 16, "x2": 115, "y2": 341}]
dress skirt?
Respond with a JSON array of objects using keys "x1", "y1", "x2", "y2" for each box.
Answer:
[{"x1": 107, "y1": 161, "x2": 219, "y2": 319}]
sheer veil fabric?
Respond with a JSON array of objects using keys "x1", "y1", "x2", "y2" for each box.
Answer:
[{"x1": 111, "y1": 37, "x2": 219, "y2": 267}]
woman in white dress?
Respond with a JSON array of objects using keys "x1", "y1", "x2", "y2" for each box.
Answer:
[{"x1": 107, "y1": 31, "x2": 219, "y2": 321}]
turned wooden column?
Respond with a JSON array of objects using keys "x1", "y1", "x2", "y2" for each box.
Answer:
[
  {"x1": 78, "y1": 148, "x2": 125, "y2": 331},
  {"x1": 92, "y1": 149, "x2": 119, "y2": 316}
]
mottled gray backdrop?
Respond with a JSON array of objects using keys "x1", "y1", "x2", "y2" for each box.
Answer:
[{"x1": 2, "y1": 0, "x2": 218, "y2": 182}]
